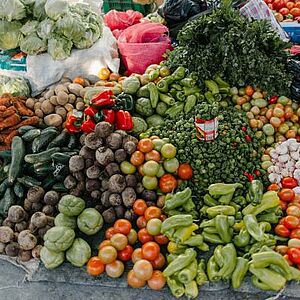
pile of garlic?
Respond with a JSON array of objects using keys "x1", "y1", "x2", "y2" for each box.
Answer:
[{"x1": 268, "y1": 139, "x2": 300, "y2": 187}]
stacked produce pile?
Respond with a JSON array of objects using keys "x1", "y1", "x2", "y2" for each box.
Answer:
[
  {"x1": 0, "y1": 0, "x2": 103, "y2": 60},
  {"x1": 266, "y1": 0, "x2": 300, "y2": 22}
]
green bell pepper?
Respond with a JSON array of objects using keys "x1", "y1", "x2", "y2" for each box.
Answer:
[{"x1": 231, "y1": 257, "x2": 249, "y2": 289}]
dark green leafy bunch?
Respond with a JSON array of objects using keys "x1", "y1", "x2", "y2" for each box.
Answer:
[
  {"x1": 151, "y1": 104, "x2": 268, "y2": 199},
  {"x1": 165, "y1": 0, "x2": 292, "y2": 96}
]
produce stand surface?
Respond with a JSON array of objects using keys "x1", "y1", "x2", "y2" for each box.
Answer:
[{"x1": 0, "y1": 256, "x2": 299, "y2": 300}]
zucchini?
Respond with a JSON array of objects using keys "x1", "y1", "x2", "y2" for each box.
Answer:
[
  {"x1": 51, "y1": 153, "x2": 72, "y2": 164},
  {"x1": 13, "y1": 182, "x2": 24, "y2": 198},
  {"x1": 52, "y1": 183, "x2": 68, "y2": 193},
  {"x1": 17, "y1": 176, "x2": 41, "y2": 188},
  {"x1": 8, "y1": 136, "x2": 25, "y2": 185},
  {"x1": 18, "y1": 125, "x2": 36, "y2": 135},
  {"x1": 0, "y1": 178, "x2": 9, "y2": 197},
  {"x1": 47, "y1": 130, "x2": 70, "y2": 149},
  {"x1": 25, "y1": 147, "x2": 60, "y2": 164},
  {"x1": 22, "y1": 129, "x2": 41, "y2": 142},
  {"x1": 0, "y1": 188, "x2": 16, "y2": 216},
  {"x1": 68, "y1": 134, "x2": 77, "y2": 149},
  {"x1": 32, "y1": 128, "x2": 58, "y2": 153}
]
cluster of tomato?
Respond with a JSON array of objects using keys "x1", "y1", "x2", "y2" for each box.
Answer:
[
  {"x1": 264, "y1": 0, "x2": 300, "y2": 22},
  {"x1": 129, "y1": 137, "x2": 193, "y2": 193},
  {"x1": 269, "y1": 185, "x2": 300, "y2": 267},
  {"x1": 87, "y1": 203, "x2": 168, "y2": 290}
]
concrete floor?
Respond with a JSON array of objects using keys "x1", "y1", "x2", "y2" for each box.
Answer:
[{"x1": 0, "y1": 258, "x2": 299, "y2": 300}]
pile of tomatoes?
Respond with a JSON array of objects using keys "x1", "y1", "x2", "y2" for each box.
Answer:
[
  {"x1": 129, "y1": 137, "x2": 193, "y2": 193},
  {"x1": 87, "y1": 204, "x2": 168, "y2": 290},
  {"x1": 264, "y1": 0, "x2": 300, "y2": 22}
]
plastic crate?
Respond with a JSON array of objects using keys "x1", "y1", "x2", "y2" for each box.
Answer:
[
  {"x1": 281, "y1": 22, "x2": 300, "y2": 44},
  {"x1": 103, "y1": 0, "x2": 147, "y2": 14}
]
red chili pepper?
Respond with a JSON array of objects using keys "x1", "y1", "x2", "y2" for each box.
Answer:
[
  {"x1": 115, "y1": 110, "x2": 133, "y2": 131},
  {"x1": 84, "y1": 106, "x2": 98, "y2": 117},
  {"x1": 103, "y1": 109, "x2": 115, "y2": 124},
  {"x1": 281, "y1": 177, "x2": 298, "y2": 189},
  {"x1": 245, "y1": 135, "x2": 252, "y2": 142},
  {"x1": 241, "y1": 127, "x2": 247, "y2": 132},
  {"x1": 65, "y1": 115, "x2": 81, "y2": 133},
  {"x1": 248, "y1": 174, "x2": 254, "y2": 182},
  {"x1": 80, "y1": 119, "x2": 95, "y2": 133},
  {"x1": 254, "y1": 170, "x2": 261, "y2": 177},
  {"x1": 268, "y1": 96, "x2": 278, "y2": 105},
  {"x1": 244, "y1": 171, "x2": 249, "y2": 176},
  {"x1": 91, "y1": 90, "x2": 115, "y2": 107}
]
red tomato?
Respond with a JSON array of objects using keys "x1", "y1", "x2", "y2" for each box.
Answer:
[
  {"x1": 273, "y1": 0, "x2": 286, "y2": 10},
  {"x1": 291, "y1": 7, "x2": 300, "y2": 16},
  {"x1": 290, "y1": 228, "x2": 300, "y2": 239},
  {"x1": 154, "y1": 234, "x2": 169, "y2": 245},
  {"x1": 284, "y1": 254, "x2": 294, "y2": 266},
  {"x1": 130, "y1": 151, "x2": 145, "y2": 166},
  {"x1": 145, "y1": 150, "x2": 161, "y2": 162},
  {"x1": 137, "y1": 216, "x2": 147, "y2": 229},
  {"x1": 287, "y1": 205, "x2": 300, "y2": 217},
  {"x1": 286, "y1": 2, "x2": 295, "y2": 9},
  {"x1": 118, "y1": 245, "x2": 134, "y2": 262},
  {"x1": 137, "y1": 139, "x2": 154, "y2": 153},
  {"x1": 295, "y1": 2, "x2": 300, "y2": 8},
  {"x1": 293, "y1": 194, "x2": 300, "y2": 203},
  {"x1": 278, "y1": 189, "x2": 295, "y2": 202},
  {"x1": 98, "y1": 240, "x2": 111, "y2": 250},
  {"x1": 147, "y1": 270, "x2": 166, "y2": 290},
  {"x1": 132, "y1": 248, "x2": 143, "y2": 263},
  {"x1": 284, "y1": 216, "x2": 300, "y2": 229},
  {"x1": 142, "y1": 242, "x2": 160, "y2": 261},
  {"x1": 144, "y1": 207, "x2": 162, "y2": 221},
  {"x1": 138, "y1": 228, "x2": 154, "y2": 244},
  {"x1": 105, "y1": 227, "x2": 115, "y2": 240},
  {"x1": 281, "y1": 177, "x2": 298, "y2": 189},
  {"x1": 114, "y1": 219, "x2": 132, "y2": 235},
  {"x1": 133, "y1": 199, "x2": 148, "y2": 216},
  {"x1": 178, "y1": 164, "x2": 193, "y2": 180},
  {"x1": 87, "y1": 257, "x2": 105, "y2": 276},
  {"x1": 288, "y1": 248, "x2": 300, "y2": 264},
  {"x1": 279, "y1": 7, "x2": 290, "y2": 15},
  {"x1": 275, "y1": 224, "x2": 290, "y2": 237},
  {"x1": 151, "y1": 253, "x2": 166, "y2": 270},
  {"x1": 280, "y1": 200, "x2": 288, "y2": 211},
  {"x1": 268, "y1": 183, "x2": 280, "y2": 191},
  {"x1": 159, "y1": 174, "x2": 178, "y2": 194}
]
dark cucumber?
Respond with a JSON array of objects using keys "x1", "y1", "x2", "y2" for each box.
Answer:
[
  {"x1": 17, "y1": 176, "x2": 41, "y2": 188},
  {"x1": 0, "y1": 178, "x2": 9, "y2": 197},
  {"x1": 52, "y1": 183, "x2": 68, "y2": 193},
  {"x1": 8, "y1": 136, "x2": 25, "y2": 185},
  {"x1": 22, "y1": 129, "x2": 41, "y2": 142},
  {"x1": 13, "y1": 182, "x2": 24, "y2": 198},
  {"x1": 32, "y1": 128, "x2": 59, "y2": 153},
  {"x1": 42, "y1": 177, "x2": 57, "y2": 190},
  {"x1": 25, "y1": 147, "x2": 60, "y2": 164},
  {"x1": 34, "y1": 164, "x2": 55, "y2": 176},
  {"x1": 47, "y1": 130, "x2": 70, "y2": 149},
  {"x1": 51, "y1": 153, "x2": 72, "y2": 164},
  {"x1": 0, "y1": 188, "x2": 16, "y2": 216},
  {"x1": 18, "y1": 125, "x2": 36, "y2": 135},
  {"x1": 68, "y1": 134, "x2": 78, "y2": 149}
]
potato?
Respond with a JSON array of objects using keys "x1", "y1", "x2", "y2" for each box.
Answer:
[
  {"x1": 91, "y1": 190, "x2": 101, "y2": 200},
  {"x1": 86, "y1": 179, "x2": 101, "y2": 192},
  {"x1": 76, "y1": 102, "x2": 85, "y2": 111},
  {"x1": 50, "y1": 95, "x2": 58, "y2": 105},
  {"x1": 64, "y1": 175, "x2": 77, "y2": 189},
  {"x1": 69, "y1": 155, "x2": 85, "y2": 172},
  {"x1": 31, "y1": 202, "x2": 43, "y2": 213},
  {"x1": 55, "y1": 84, "x2": 68, "y2": 95},
  {"x1": 55, "y1": 106, "x2": 67, "y2": 119},
  {"x1": 0, "y1": 242, "x2": 5, "y2": 254},
  {"x1": 57, "y1": 91, "x2": 69, "y2": 106},
  {"x1": 85, "y1": 133, "x2": 103, "y2": 150},
  {"x1": 5, "y1": 242, "x2": 19, "y2": 257},
  {"x1": 18, "y1": 249, "x2": 32, "y2": 262},
  {"x1": 39, "y1": 97, "x2": 45, "y2": 103},
  {"x1": 122, "y1": 187, "x2": 136, "y2": 208},
  {"x1": 27, "y1": 186, "x2": 45, "y2": 203},
  {"x1": 68, "y1": 83, "x2": 83, "y2": 96},
  {"x1": 2, "y1": 218, "x2": 14, "y2": 228},
  {"x1": 45, "y1": 90, "x2": 55, "y2": 99},
  {"x1": 18, "y1": 230, "x2": 37, "y2": 250},
  {"x1": 26, "y1": 98, "x2": 35, "y2": 109},
  {"x1": 34, "y1": 102, "x2": 42, "y2": 110},
  {"x1": 30, "y1": 212, "x2": 48, "y2": 228},
  {"x1": 68, "y1": 94, "x2": 76, "y2": 104},
  {"x1": 35, "y1": 109, "x2": 44, "y2": 118},
  {"x1": 23, "y1": 199, "x2": 32, "y2": 211},
  {"x1": 41, "y1": 100, "x2": 54, "y2": 114},
  {"x1": 60, "y1": 77, "x2": 71, "y2": 84},
  {"x1": 0, "y1": 226, "x2": 14, "y2": 243},
  {"x1": 15, "y1": 221, "x2": 28, "y2": 233},
  {"x1": 43, "y1": 191, "x2": 59, "y2": 205},
  {"x1": 32, "y1": 245, "x2": 42, "y2": 259},
  {"x1": 86, "y1": 165, "x2": 101, "y2": 179},
  {"x1": 44, "y1": 114, "x2": 63, "y2": 127},
  {"x1": 107, "y1": 133, "x2": 123, "y2": 150},
  {"x1": 79, "y1": 88, "x2": 87, "y2": 98},
  {"x1": 64, "y1": 103, "x2": 74, "y2": 112},
  {"x1": 102, "y1": 208, "x2": 116, "y2": 224},
  {"x1": 8, "y1": 206, "x2": 26, "y2": 223}
]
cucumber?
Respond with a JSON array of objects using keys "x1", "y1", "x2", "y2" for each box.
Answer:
[
  {"x1": 22, "y1": 129, "x2": 41, "y2": 142},
  {"x1": 0, "y1": 178, "x2": 9, "y2": 197},
  {"x1": 8, "y1": 136, "x2": 25, "y2": 185},
  {"x1": 47, "y1": 130, "x2": 70, "y2": 149},
  {"x1": 25, "y1": 147, "x2": 60, "y2": 164},
  {"x1": 32, "y1": 128, "x2": 58, "y2": 153},
  {"x1": 68, "y1": 134, "x2": 77, "y2": 149},
  {"x1": 42, "y1": 176, "x2": 57, "y2": 190},
  {"x1": 51, "y1": 153, "x2": 72, "y2": 164},
  {"x1": 52, "y1": 183, "x2": 68, "y2": 193},
  {"x1": 34, "y1": 164, "x2": 55, "y2": 176},
  {"x1": 0, "y1": 150, "x2": 12, "y2": 160},
  {"x1": 18, "y1": 125, "x2": 36, "y2": 135},
  {"x1": 13, "y1": 182, "x2": 24, "y2": 198},
  {"x1": 17, "y1": 176, "x2": 41, "y2": 188},
  {"x1": 0, "y1": 188, "x2": 16, "y2": 216}
]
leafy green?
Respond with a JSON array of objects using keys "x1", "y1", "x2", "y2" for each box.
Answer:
[
  {"x1": 45, "y1": 0, "x2": 69, "y2": 21},
  {"x1": 21, "y1": 20, "x2": 39, "y2": 36},
  {"x1": 0, "y1": 20, "x2": 23, "y2": 50},
  {"x1": 33, "y1": 0, "x2": 47, "y2": 20},
  {"x1": 37, "y1": 18, "x2": 54, "y2": 40},
  {"x1": 47, "y1": 35, "x2": 73, "y2": 60},
  {"x1": 20, "y1": 33, "x2": 47, "y2": 55},
  {"x1": 0, "y1": 0, "x2": 26, "y2": 21},
  {"x1": 165, "y1": 1, "x2": 292, "y2": 96}
]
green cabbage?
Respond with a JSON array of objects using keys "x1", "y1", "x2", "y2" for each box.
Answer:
[
  {"x1": 21, "y1": 20, "x2": 39, "y2": 36},
  {"x1": 20, "y1": 33, "x2": 47, "y2": 55},
  {"x1": 45, "y1": 0, "x2": 69, "y2": 20},
  {"x1": 0, "y1": 76, "x2": 30, "y2": 97},
  {"x1": 33, "y1": 0, "x2": 47, "y2": 20},
  {"x1": 47, "y1": 35, "x2": 73, "y2": 60},
  {"x1": 0, "y1": 21, "x2": 23, "y2": 50},
  {"x1": 37, "y1": 18, "x2": 54, "y2": 40},
  {"x1": 0, "y1": 0, "x2": 26, "y2": 21}
]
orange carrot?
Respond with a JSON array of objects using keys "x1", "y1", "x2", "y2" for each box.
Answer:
[
  {"x1": 13, "y1": 99, "x2": 34, "y2": 116},
  {"x1": 0, "y1": 106, "x2": 6, "y2": 111},
  {"x1": 0, "y1": 114, "x2": 21, "y2": 131},
  {"x1": 1, "y1": 106, "x2": 16, "y2": 118},
  {"x1": 4, "y1": 130, "x2": 18, "y2": 145},
  {"x1": 9, "y1": 116, "x2": 39, "y2": 130}
]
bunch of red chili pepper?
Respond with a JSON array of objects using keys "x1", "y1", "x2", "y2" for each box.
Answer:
[{"x1": 65, "y1": 90, "x2": 134, "y2": 134}]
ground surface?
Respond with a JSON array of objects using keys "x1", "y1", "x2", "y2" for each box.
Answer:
[{"x1": 1, "y1": 258, "x2": 300, "y2": 300}]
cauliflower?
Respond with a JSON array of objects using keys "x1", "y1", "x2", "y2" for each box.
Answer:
[{"x1": 268, "y1": 173, "x2": 281, "y2": 184}]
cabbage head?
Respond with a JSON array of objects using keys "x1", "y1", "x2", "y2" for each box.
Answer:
[
  {"x1": 21, "y1": 21, "x2": 39, "y2": 36},
  {"x1": 48, "y1": 35, "x2": 73, "y2": 60},
  {"x1": 45, "y1": 0, "x2": 69, "y2": 20},
  {"x1": 37, "y1": 18, "x2": 54, "y2": 40},
  {"x1": 0, "y1": 76, "x2": 30, "y2": 97},
  {"x1": 0, "y1": 21, "x2": 23, "y2": 50},
  {"x1": 0, "y1": 0, "x2": 26, "y2": 21},
  {"x1": 33, "y1": 0, "x2": 47, "y2": 20},
  {"x1": 20, "y1": 33, "x2": 47, "y2": 55},
  {"x1": 55, "y1": 13, "x2": 85, "y2": 41}
]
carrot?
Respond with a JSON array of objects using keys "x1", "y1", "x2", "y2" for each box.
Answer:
[
  {"x1": 0, "y1": 97, "x2": 10, "y2": 107},
  {"x1": 0, "y1": 134, "x2": 6, "y2": 143},
  {"x1": 4, "y1": 130, "x2": 18, "y2": 145},
  {"x1": 0, "y1": 114, "x2": 21, "y2": 131},
  {"x1": 0, "y1": 106, "x2": 6, "y2": 111},
  {"x1": 8, "y1": 116, "x2": 39, "y2": 130},
  {"x1": 12, "y1": 99, "x2": 34, "y2": 116},
  {"x1": 1, "y1": 106, "x2": 16, "y2": 118},
  {"x1": 0, "y1": 145, "x2": 10, "y2": 151}
]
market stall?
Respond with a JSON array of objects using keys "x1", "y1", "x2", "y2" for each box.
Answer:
[{"x1": 2, "y1": 0, "x2": 300, "y2": 299}]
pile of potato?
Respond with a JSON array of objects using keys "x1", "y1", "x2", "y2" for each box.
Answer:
[
  {"x1": 0, "y1": 187, "x2": 60, "y2": 261},
  {"x1": 25, "y1": 78, "x2": 88, "y2": 128}
]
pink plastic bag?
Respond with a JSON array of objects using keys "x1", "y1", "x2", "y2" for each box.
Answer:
[
  {"x1": 104, "y1": 10, "x2": 143, "y2": 31},
  {"x1": 117, "y1": 23, "x2": 172, "y2": 74}
]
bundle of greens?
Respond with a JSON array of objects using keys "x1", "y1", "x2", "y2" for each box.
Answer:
[{"x1": 165, "y1": 0, "x2": 292, "y2": 96}]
